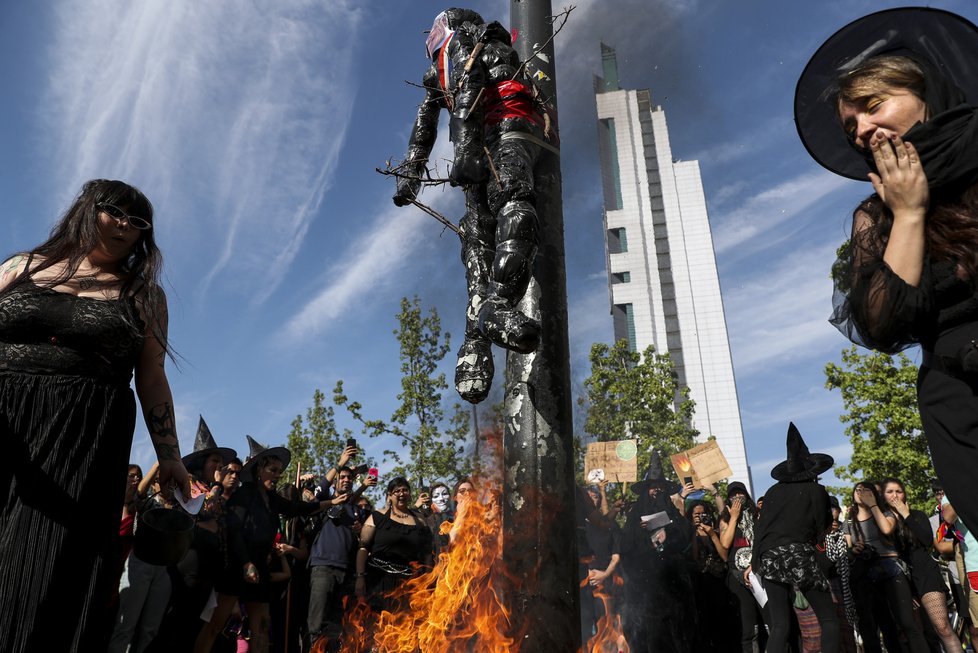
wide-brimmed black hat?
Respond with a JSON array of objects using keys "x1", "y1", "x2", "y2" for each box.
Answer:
[
  {"x1": 181, "y1": 416, "x2": 237, "y2": 472},
  {"x1": 241, "y1": 435, "x2": 291, "y2": 482},
  {"x1": 631, "y1": 451, "x2": 680, "y2": 496},
  {"x1": 770, "y1": 423, "x2": 834, "y2": 483},
  {"x1": 795, "y1": 7, "x2": 978, "y2": 180}
]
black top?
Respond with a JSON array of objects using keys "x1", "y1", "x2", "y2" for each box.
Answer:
[
  {"x1": 371, "y1": 509, "x2": 432, "y2": 567},
  {"x1": 751, "y1": 481, "x2": 831, "y2": 568},
  {"x1": 585, "y1": 518, "x2": 621, "y2": 571},
  {"x1": 227, "y1": 483, "x2": 320, "y2": 568},
  {"x1": 0, "y1": 279, "x2": 143, "y2": 383}
]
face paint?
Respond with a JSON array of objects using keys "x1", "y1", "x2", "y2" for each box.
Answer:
[{"x1": 431, "y1": 486, "x2": 451, "y2": 512}]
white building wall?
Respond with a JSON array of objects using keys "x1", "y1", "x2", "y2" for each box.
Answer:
[{"x1": 595, "y1": 79, "x2": 752, "y2": 492}]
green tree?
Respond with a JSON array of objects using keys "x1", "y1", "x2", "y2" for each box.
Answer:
[
  {"x1": 335, "y1": 296, "x2": 472, "y2": 489},
  {"x1": 283, "y1": 388, "x2": 353, "y2": 482},
  {"x1": 825, "y1": 345, "x2": 934, "y2": 505},
  {"x1": 580, "y1": 340, "x2": 699, "y2": 487}
]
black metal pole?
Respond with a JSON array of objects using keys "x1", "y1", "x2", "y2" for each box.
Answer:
[{"x1": 503, "y1": 2, "x2": 581, "y2": 651}]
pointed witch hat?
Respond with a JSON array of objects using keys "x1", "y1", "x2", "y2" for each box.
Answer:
[
  {"x1": 630, "y1": 451, "x2": 680, "y2": 496},
  {"x1": 770, "y1": 423, "x2": 834, "y2": 483},
  {"x1": 240, "y1": 435, "x2": 291, "y2": 482},
  {"x1": 181, "y1": 416, "x2": 237, "y2": 472}
]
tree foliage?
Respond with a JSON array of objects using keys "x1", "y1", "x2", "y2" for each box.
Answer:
[
  {"x1": 579, "y1": 340, "x2": 699, "y2": 486},
  {"x1": 335, "y1": 296, "x2": 472, "y2": 489},
  {"x1": 825, "y1": 345, "x2": 934, "y2": 505},
  {"x1": 284, "y1": 388, "x2": 353, "y2": 483}
]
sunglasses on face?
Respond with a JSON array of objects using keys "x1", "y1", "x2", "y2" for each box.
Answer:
[{"x1": 97, "y1": 203, "x2": 152, "y2": 230}]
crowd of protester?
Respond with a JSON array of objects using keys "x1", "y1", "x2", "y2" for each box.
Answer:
[
  {"x1": 577, "y1": 425, "x2": 978, "y2": 653},
  {"x1": 106, "y1": 421, "x2": 480, "y2": 653}
]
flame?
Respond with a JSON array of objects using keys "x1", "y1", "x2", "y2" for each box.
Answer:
[
  {"x1": 580, "y1": 574, "x2": 630, "y2": 653},
  {"x1": 337, "y1": 429, "x2": 519, "y2": 652},
  {"x1": 675, "y1": 455, "x2": 692, "y2": 474}
]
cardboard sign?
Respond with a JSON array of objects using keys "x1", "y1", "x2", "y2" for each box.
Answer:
[
  {"x1": 584, "y1": 439, "x2": 638, "y2": 484},
  {"x1": 670, "y1": 440, "x2": 733, "y2": 488}
]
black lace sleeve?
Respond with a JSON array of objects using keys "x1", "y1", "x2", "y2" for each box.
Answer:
[{"x1": 829, "y1": 202, "x2": 933, "y2": 353}]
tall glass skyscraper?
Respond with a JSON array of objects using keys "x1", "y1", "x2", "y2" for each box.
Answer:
[{"x1": 594, "y1": 44, "x2": 751, "y2": 491}]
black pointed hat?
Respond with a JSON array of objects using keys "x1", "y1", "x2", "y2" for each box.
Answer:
[
  {"x1": 241, "y1": 435, "x2": 291, "y2": 482},
  {"x1": 795, "y1": 7, "x2": 978, "y2": 181},
  {"x1": 181, "y1": 416, "x2": 237, "y2": 471},
  {"x1": 631, "y1": 451, "x2": 679, "y2": 496},
  {"x1": 770, "y1": 423, "x2": 834, "y2": 483}
]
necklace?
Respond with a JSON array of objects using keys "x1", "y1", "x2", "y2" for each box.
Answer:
[{"x1": 392, "y1": 509, "x2": 412, "y2": 519}]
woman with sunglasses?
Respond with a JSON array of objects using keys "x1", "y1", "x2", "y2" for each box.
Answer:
[{"x1": 0, "y1": 179, "x2": 191, "y2": 652}]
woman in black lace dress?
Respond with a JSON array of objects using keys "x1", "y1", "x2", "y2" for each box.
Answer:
[
  {"x1": 795, "y1": 7, "x2": 978, "y2": 537},
  {"x1": 355, "y1": 477, "x2": 433, "y2": 613},
  {"x1": 0, "y1": 179, "x2": 190, "y2": 652}
]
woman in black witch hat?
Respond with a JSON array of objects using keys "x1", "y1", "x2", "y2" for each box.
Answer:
[
  {"x1": 619, "y1": 452, "x2": 695, "y2": 653},
  {"x1": 154, "y1": 416, "x2": 238, "y2": 651},
  {"x1": 796, "y1": 7, "x2": 978, "y2": 538},
  {"x1": 194, "y1": 436, "x2": 341, "y2": 653},
  {"x1": 750, "y1": 423, "x2": 839, "y2": 652}
]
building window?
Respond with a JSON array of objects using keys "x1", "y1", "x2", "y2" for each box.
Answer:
[
  {"x1": 612, "y1": 303, "x2": 637, "y2": 352},
  {"x1": 607, "y1": 227, "x2": 628, "y2": 254},
  {"x1": 611, "y1": 271, "x2": 631, "y2": 284},
  {"x1": 599, "y1": 118, "x2": 623, "y2": 210}
]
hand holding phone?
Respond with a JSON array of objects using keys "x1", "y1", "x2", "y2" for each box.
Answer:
[{"x1": 368, "y1": 467, "x2": 379, "y2": 481}]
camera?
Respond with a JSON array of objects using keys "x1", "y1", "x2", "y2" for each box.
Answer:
[
  {"x1": 326, "y1": 505, "x2": 344, "y2": 520},
  {"x1": 699, "y1": 513, "x2": 713, "y2": 527},
  {"x1": 353, "y1": 463, "x2": 370, "y2": 477}
]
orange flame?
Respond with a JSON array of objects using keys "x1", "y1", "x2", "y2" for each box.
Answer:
[
  {"x1": 580, "y1": 574, "x2": 630, "y2": 653},
  {"x1": 337, "y1": 428, "x2": 519, "y2": 652},
  {"x1": 675, "y1": 455, "x2": 692, "y2": 474}
]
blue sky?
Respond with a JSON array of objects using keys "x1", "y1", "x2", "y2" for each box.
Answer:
[{"x1": 2, "y1": 0, "x2": 973, "y2": 499}]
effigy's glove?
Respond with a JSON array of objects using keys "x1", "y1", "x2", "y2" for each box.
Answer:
[{"x1": 448, "y1": 116, "x2": 487, "y2": 187}]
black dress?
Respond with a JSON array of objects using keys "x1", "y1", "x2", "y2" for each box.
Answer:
[
  {"x1": 365, "y1": 509, "x2": 432, "y2": 612},
  {"x1": 0, "y1": 279, "x2": 144, "y2": 652},
  {"x1": 833, "y1": 216, "x2": 978, "y2": 536}
]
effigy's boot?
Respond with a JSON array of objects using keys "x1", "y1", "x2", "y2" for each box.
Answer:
[
  {"x1": 477, "y1": 291, "x2": 539, "y2": 354},
  {"x1": 455, "y1": 187, "x2": 497, "y2": 403}
]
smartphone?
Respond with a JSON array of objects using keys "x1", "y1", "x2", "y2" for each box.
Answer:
[
  {"x1": 368, "y1": 467, "x2": 379, "y2": 481},
  {"x1": 682, "y1": 476, "x2": 693, "y2": 487},
  {"x1": 353, "y1": 463, "x2": 369, "y2": 477},
  {"x1": 346, "y1": 437, "x2": 358, "y2": 451}
]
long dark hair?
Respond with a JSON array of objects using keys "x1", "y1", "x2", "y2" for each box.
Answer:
[
  {"x1": 879, "y1": 477, "x2": 918, "y2": 552},
  {"x1": 6, "y1": 179, "x2": 173, "y2": 356},
  {"x1": 847, "y1": 481, "x2": 895, "y2": 548}
]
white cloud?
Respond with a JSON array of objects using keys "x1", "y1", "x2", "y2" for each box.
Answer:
[
  {"x1": 724, "y1": 241, "x2": 840, "y2": 374},
  {"x1": 42, "y1": 0, "x2": 362, "y2": 303},
  {"x1": 712, "y1": 171, "x2": 850, "y2": 255}
]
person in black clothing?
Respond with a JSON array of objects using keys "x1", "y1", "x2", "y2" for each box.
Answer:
[
  {"x1": 354, "y1": 477, "x2": 433, "y2": 613},
  {"x1": 797, "y1": 6, "x2": 978, "y2": 537},
  {"x1": 719, "y1": 482, "x2": 768, "y2": 653},
  {"x1": 193, "y1": 437, "x2": 341, "y2": 653},
  {"x1": 620, "y1": 452, "x2": 695, "y2": 653},
  {"x1": 881, "y1": 477, "x2": 961, "y2": 652},
  {"x1": 579, "y1": 484, "x2": 622, "y2": 648},
  {"x1": 150, "y1": 416, "x2": 237, "y2": 652},
  {"x1": 688, "y1": 500, "x2": 738, "y2": 652},
  {"x1": 750, "y1": 423, "x2": 840, "y2": 652}
]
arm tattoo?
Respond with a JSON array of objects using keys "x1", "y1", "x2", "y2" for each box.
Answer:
[{"x1": 148, "y1": 402, "x2": 180, "y2": 460}]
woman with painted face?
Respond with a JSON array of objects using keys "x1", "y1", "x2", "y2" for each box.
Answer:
[
  {"x1": 193, "y1": 438, "x2": 340, "y2": 653},
  {"x1": 797, "y1": 7, "x2": 978, "y2": 540},
  {"x1": 355, "y1": 476, "x2": 434, "y2": 613},
  {"x1": 0, "y1": 180, "x2": 191, "y2": 652}
]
